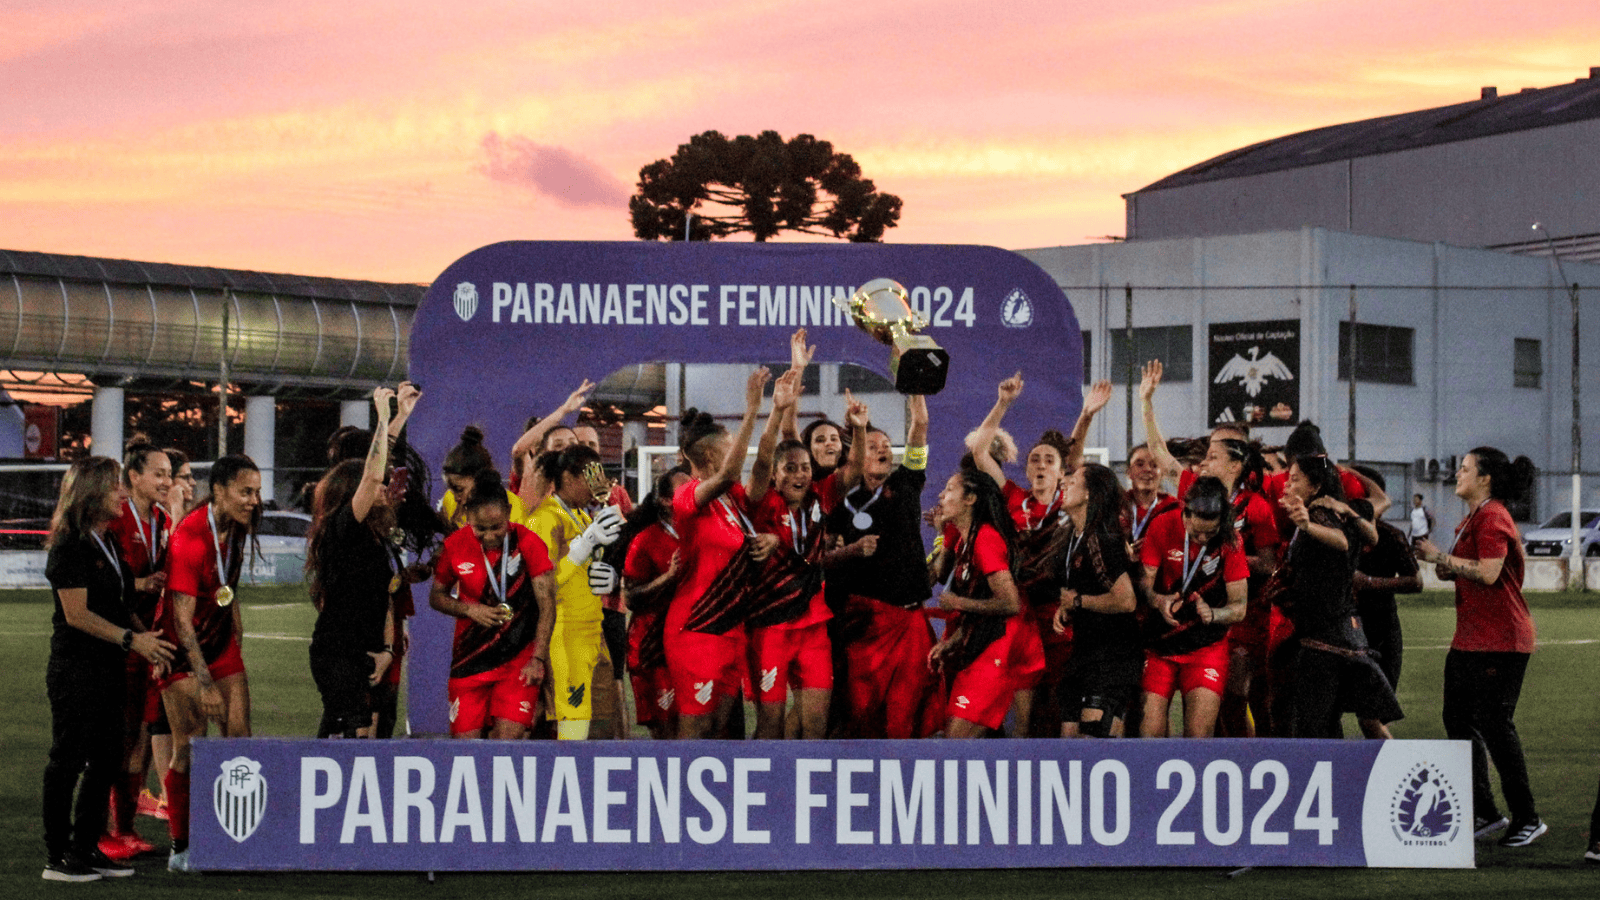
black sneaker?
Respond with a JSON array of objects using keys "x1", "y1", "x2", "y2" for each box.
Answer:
[
  {"x1": 42, "y1": 854, "x2": 102, "y2": 883},
  {"x1": 1584, "y1": 842, "x2": 1600, "y2": 864},
  {"x1": 1496, "y1": 817, "x2": 1548, "y2": 848},
  {"x1": 79, "y1": 846, "x2": 135, "y2": 877}
]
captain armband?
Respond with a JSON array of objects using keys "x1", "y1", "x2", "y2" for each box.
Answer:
[{"x1": 903, "y1": 445, "x2": 928, "y2": 471}]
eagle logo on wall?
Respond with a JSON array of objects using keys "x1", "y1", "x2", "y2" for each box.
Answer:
[{"x1": 1213, "y1": 346, "x2": 1293, "y2": 397}]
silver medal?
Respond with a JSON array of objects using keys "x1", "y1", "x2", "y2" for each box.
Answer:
[{"x1": 853, "y1": 511, "x2": 873, "y2": 531}]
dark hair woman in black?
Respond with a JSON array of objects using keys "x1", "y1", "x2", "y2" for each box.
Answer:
[
  {"x1": 41, "y1": 457, "x2": 174, "y2": 881},
  {"x1": 305, "y1": 388, "x2": 402, "y2": 738},
  {"x1": 1051, "y1": 463, "x2": 1140, "y2": 737},
  {"x1": 1269, "y1": 454, "x2": 1399, "y2": 739},
  {"x1": 1412, "y1": 447, "x2": 1545, "y2": 846}
]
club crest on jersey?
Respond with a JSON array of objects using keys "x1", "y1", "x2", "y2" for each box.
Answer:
[
  {"x1": 658, "y1": 689, "x2": 675, "y2": 710},
  {"x1": 506, "y1": 553, "x2": 522, "y2": 577},
  {"x1": 213, "y1": 756, "x2": 267, "y2": 843},
  {"x1": 448, "y1": 698, "x2": 460, "y2": 723},
  {"x1": 1202, "y1": 556, "x2": 1220, "y2": 575},
  {"x1": 694, "y1": 681, "x2": 714, "y2": 706},
  {"x1": 761, "y1": 667, "x2": 778, "y2": 692},
  {"x1": 454, "y1": 282, "x2": 479, "y2": 322},
  {"x1": 567, "y1": 684, "x2": 586, "y2": 708}
]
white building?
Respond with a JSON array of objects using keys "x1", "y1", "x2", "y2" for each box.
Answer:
[{"x1": 1018, "y1": 227, "x2": 1600, "y2": 538}]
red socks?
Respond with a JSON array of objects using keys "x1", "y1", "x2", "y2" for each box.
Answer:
[{"x1": 164, "y1": 769, "x2": 191, "y2": 844}]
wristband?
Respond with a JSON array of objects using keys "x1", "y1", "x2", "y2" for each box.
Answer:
[
  {"x1": 120, "y1": 629, "x2": 134, "y2": 651},
  {"x1": 903, "y1": 445, "x2": 928, "y2": 471},
  {"x1": 381, "y1": 644, "x2": 394, "y2": 655}
]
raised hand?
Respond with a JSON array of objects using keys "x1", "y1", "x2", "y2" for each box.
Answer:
[
  {"x1": 772, "y1": 368, "x2": 802, "y2": 411},
  {"x1": 745, "y1": 366, "x2": 772, "y2": 410},
  {"x1": 1139, "y1": 360, "x2": 1163, "y2": 403},
  {"x1": 1084, "y1": 379, "x2": 1113, "y2": 415},
  {"x1": 998, "y1": 371, "x2": 1024, "y2": 404},
  {"x1": 844, "y1": 389, "x2": 870, "y2": 430},
  {"x1": 789, "y1": 328, "x2": 815, "y2": 371},
  {"x1": 563, "y1": 379, "x2": 597, "y2": 414}
]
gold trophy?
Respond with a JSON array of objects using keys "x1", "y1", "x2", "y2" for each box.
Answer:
[
  {"x1": 580, "y1": 461, "x2": 614, "y2": 506},
  {"x1": 832, "y1": 278, "x2": 949, "y2": 395}
]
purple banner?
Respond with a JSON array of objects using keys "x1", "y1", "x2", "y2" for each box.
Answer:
[
  {"x1": 191, "y1": 738, "x2": 1472, "y2": 871},
  {"x1": 407, "y1": 242, "x2": 1083, "y2": 736}
]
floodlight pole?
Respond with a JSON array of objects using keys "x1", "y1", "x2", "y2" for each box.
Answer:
[{"x1": 1534, "y1": 223, "x2": 1582, "y2": 590}]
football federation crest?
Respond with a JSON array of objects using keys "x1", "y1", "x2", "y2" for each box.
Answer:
[
  {"x1": 1390, "y1": 763, "x2": 1460, "y2": 845},
  {"x1": 454, "y1": 282, "x2": 479, "y2": 322},
  {"x1": 213, "y1": 756, "x2": 267, "y2": 843},
  {"x1": 1001, "y1": 288, "x2": 1034, "y2": 328}
]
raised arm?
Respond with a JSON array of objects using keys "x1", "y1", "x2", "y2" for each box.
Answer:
[
  {"x1": 510, "y1": 378, "x2": 595, "y2": 463},
  {"x1": 781, "y1": 328, "x2": 814, "y2": 443},
  {"x1": 352, "y1": 387, "x2": 394, "y2": 523},
  {"x1": 834, "y1": 390, "x2": 871, "y2": 491},
  {"x1": 748, "y1": 369, "x2": 800, "y2": 503},
  {"x1": 1139, "y1": 360, "x2": 1182, "y2": 481},
  {"x1": 1343, "y1": 466, "x2": 1392, "y2": 519},
  {"x1": 387, "y1": 381, "x2": 422, "y2": 439},
  {"x1": 966, "y1": 372, "x2": 1022, "y2": 485},
  {"x1": 693, "y1": 367, "x2": 771, "y2": 508},
  {"x1": 1067, "y1": 380, "x2": 1112, "y2": 471},
  {"x1": 907, "y1": 393, "x2": 929, "y2": 450}
]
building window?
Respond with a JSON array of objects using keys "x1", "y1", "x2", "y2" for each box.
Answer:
[
  {"x1": 1337, "y1": 322, "x2": 1413, "y2": 385},
  {"x1": 1108, "y1": 326, "x2": 1192, "y2": 383},
  {"x1": 1514, "y1": 338, "x2": 1542, "y2": 389},
  {"x1": 1081, "y1": 331, "x2": 1092, "y2": 385}
]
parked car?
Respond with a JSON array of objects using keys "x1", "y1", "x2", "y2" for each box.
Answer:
[
  {"x1": 1523, "y1": 510, "x2": 1600, "y2": 557},
  {"x1": 248, "y1": 510, "x2": 312, "y2": 585}
]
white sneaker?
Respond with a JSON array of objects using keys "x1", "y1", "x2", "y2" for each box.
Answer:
[
  {"x1": 42, "y1": 854, "x2": 101, "y2": 883},
  {"x1": 167, "y1": 848, "x2": 196, "y2": 873},
  {"x1": 1473, "y1": 815, "x2": 1509, "y2": 840},
  {"x1": 1583, "y1": 843, "x2": 1600, "y2": 864}
]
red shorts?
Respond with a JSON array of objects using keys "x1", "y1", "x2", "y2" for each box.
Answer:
[
  {"x1": 447, "y1": 644, "x2": 539, "y2": 735},
  {"x1": 158, "y1": 637, "x2": 245, "y2": 692},
  {"x1": 665, "y1": 625, "x2": 745, "y2": 718},
  {"x1": 631, "y1": 666, "x2": 675, "y2": 726},
  {"x1": 1142, "y1": 639, "x2": 1232, "y2": 699},
  {"x1": 843, "y1": 596, "x2": 941, "y2": 739},
  {"x1": 747, "y1": 621, "x2": 832, "y2": 704},
  {"x1": 946, "y1": 616, "x2": 1039, "y2": 730}
]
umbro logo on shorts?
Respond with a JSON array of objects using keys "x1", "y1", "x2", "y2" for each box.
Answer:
[
  {"x1": 568, "y1": 684, "x2": 586, "y2": 707},
  {"x1": 519, "y1": 700, "x2": 531, "y2": 714},
  {"x1": 1203, "y1": 668, "x2": 1219, "y2": 681},
  {"x1": 761, "y1": 667, "x2": 778, "y2": 692},
  {"x1": 694, "y1": 681, "x2": 714, "y2": 705},
  {"x1": 954, "y1": 695, "x2": 970, "y2": 709},
  {"x1": 448, "y1": 698, "x2": 460, "y2": 723},
  {"x1": 456, "y1": 562, "x2": 476, "y2": 575},
  {"x1": 658, "y1": 689, "x2": 675, "y2": 710}
]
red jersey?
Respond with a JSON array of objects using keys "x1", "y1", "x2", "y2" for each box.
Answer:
[
  {"x1": 750, "y1": 488, "x2": 830, "y2": 628},
  {"x1": 161, "y1": 504, "x2": 244, "y2": 670},
  {"x1": 1448, "y1": 500, "x2": 1534, "y2": 653},
  {"x1": 1002, "y1": 481, "x2": 1067, "y2": 533},
  {"x1": 106, "y1": 498, "x2": 171, "y2": 622},
  {"x1": 624, "y1": 521, "x2": 679, "y2": 585},
  {"x1": 1140, "y1": 509, "x2": 1251, "y2": 594},
  {"x1": 951, "y1": 522, "x2": 1009, "y2": 585},
  {"x1": 1127, "y1": 490, "x2": 1179, "y2": 542},
  {"x1": 667, "y1": 480, "x2": 752, "y2": 622},
  {"x1": 433, "y1": 523, "x2": 553, "y2": 678}
]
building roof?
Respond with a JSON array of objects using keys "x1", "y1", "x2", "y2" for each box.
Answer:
[
  {"x1": 1133, "y1": 69, "x2": 1600, "y2": 194},
  {"x1": 0, "y1": 248, "x2": 426, "y2": 306}
]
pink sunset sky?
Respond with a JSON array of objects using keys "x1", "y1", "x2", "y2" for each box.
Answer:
[{"x1": 3, "y1": 0, "x2": 1598, "y2": 285}]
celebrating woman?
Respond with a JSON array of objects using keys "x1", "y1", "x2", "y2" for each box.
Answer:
[
  {"x1": 430, "y1": 469, "x2": 557, "y2": 739},
  {"x1": 41, "y1": 458, "x2": 174, "y2": 882},
  {"x1": 160, "y1": 454, "x2": 262, "y2": 873},
  {"x1": 1138, "y1": 476, "x2": 1249, "y2": 738},
  {"x1": 527, "y1": 444, "x2": 624, "y2": 740},
  {"x1": 1269, "y1": 455, "x2": 1399, "y2": 739},
  {"x1": 927, "y1": 468, "x2": 1029, "y2": 738},
  {"x1": 101, "y1": 440, "x2": 172, "y2": 859},
  {"x1": 620, "y1": 466, "x2": 691, "y2": 739},
  {"x1": 305, "y1": 388, "x2": 402, "y2": 738},
  {"x1": 664, "y1": 368, "x2": 776, "y2": 739},
  {"x1": 1052, "y1": 464, "x2": 1141, "y2": 738},
  {"x1": 1413, "y1": 448, "x2": 1545, "y2": 847}
]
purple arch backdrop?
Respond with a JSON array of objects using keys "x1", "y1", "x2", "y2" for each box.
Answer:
[{"x1": 406, "y1": 241, "x2": 1082, "y2": 734}]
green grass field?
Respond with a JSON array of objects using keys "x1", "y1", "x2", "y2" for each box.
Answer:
[{"x1": 1, "y1": 586, "x2": 1596, "y2": 898}]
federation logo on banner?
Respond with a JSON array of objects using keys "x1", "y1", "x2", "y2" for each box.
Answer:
[
  {"x1": 1001, "y1": 288, "x2": 1034, "y2": 328},
  {"x1": 454, "y1": 282, "x2": 479, "y2": 322},
  {"x1": 213, "y1": 756, "x2": 267, "y2": 844},
  {"x1": 1389, "y1": 762, "x2": 1461, "y2": 845}
]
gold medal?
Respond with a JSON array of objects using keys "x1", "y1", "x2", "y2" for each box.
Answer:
[
  {"x1": 215, "y1": 585, "x2": 234, "y2": 608},
  {"x1": 389, "y1": 574, "x2": 402, "y2": 593},
  {"x1": 497, "y1": 602, "x2": 512, "y2": 622}
]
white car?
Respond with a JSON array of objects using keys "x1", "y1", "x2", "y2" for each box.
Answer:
[
  {"x1": 247, "y1": 510, "x2": 312, "y2": 585},
  {"x1": 1522, "y1": 510, "x2": 1600, "y2": 558}
]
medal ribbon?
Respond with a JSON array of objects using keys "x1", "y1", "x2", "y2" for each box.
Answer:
[
  {"x1": 1130, "y1": 497, "x2": 1159, "y2": 540},
  {"x1": 1021, "y1": 486, "x2": 1063, "y2": 532},
  {"x1": 91, "y1": 530, "x2": 122, "y2": 578},
  {"x1": 788, "y1": 499, "x2": 812, "y2": 555},
  {"x1": 127, "y1": 499, "x2": 162, "y2": 562},
  {"x1": 842, "y1": 484, "x2": 884, "y2": 527},
  {"x1": 717, "y1": 496, "x2": 757, "y2": 537},
  {"x1": 481, "y1": 534, "x2": 510, "y2": 606},
  {"x1": 208, "y1": 505, "x2": 234, "y2": 590},
  {"x1": 1179, "y1": 537, "x2": 1211, "y2": 595}
]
